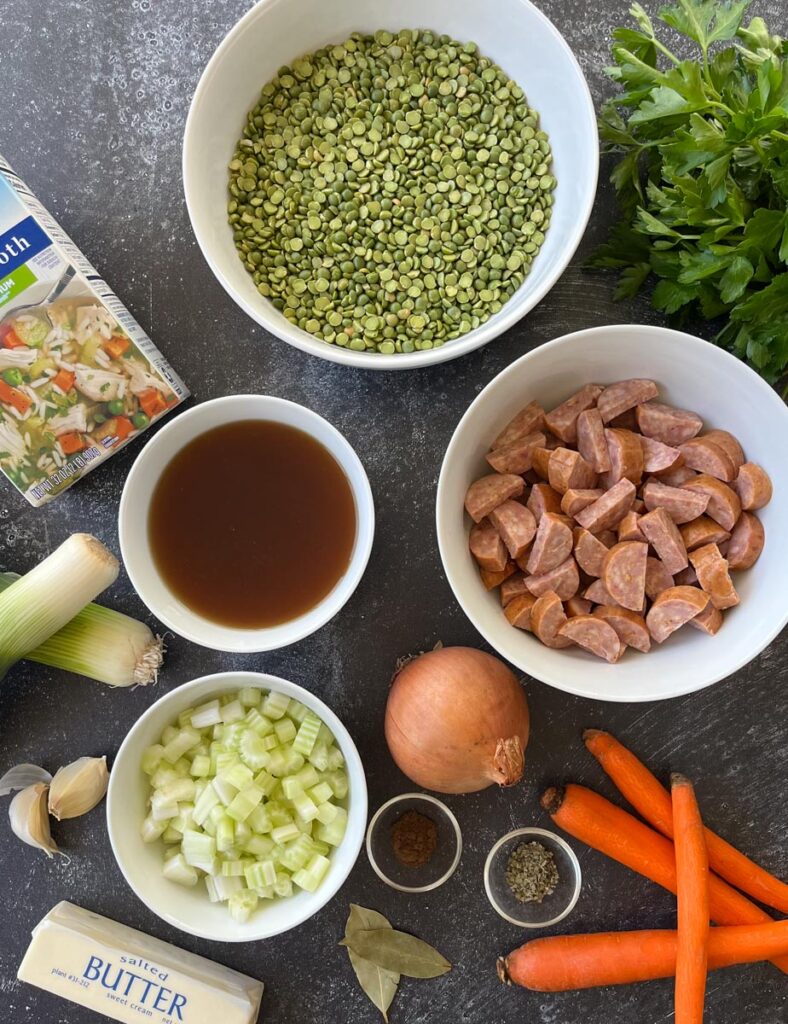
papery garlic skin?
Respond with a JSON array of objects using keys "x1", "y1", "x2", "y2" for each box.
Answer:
[
  {"x1": 48, "y1": 756, "x2": 109, "y2": 821},
  {"x1": 9, "y1": 783, "x2": 59, "y2": 856}
]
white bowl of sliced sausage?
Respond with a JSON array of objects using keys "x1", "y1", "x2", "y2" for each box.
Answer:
[{"x1": 436, "y1": 324, "x2": 787, "y2": 701}]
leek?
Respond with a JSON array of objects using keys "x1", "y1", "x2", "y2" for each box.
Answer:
[{"x1": 0, "y1": 564, "x2": 163, "y2": 687}]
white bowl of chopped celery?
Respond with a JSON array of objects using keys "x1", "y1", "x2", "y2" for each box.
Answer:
[{"x1": 107, "y1": 671, "x2": 367, "y2": 941}]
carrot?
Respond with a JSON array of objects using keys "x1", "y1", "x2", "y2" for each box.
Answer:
[
  {"x1": 541, "y1": 785, "x2": 788, "y2": 974},
  {"x1": 138, "y1": 388, "x2": 166, "y2": 419},
  {"x1": 51, "y1": 369, "x2": 75, "y2": 393},
  {"x1": 498, "y1": 921, "x2": 788, "y2": 992},
  {"x1": 0, "y1": 379, "x2": 32, "y2": 414},
  {"x1": 103, "y1": 334, "x2": 130, "y2": 359},
  {"x1": 672, "y1": 775, "x2": 709, "y2": 1024},
  {"x1": 1, "y1": 327, "x2": 25, "y2": 349},
  {"x1": 112, "y1": 416, "x2": 134, "y2": 441},
  {"x1": 583, "y1": 729, "x2": 788, "y2": 914}
]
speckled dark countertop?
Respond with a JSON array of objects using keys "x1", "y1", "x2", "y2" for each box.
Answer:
[{"x1": 0, "y1": 1, "x2": 786, "y2": 1022}]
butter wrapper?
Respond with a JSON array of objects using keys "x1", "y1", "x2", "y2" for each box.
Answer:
[
  {"x1": 18, "y1": 901, "x2": 263, "y2": 1024},
  {"x1": 0, "y1": 154, "x2": 188, "y2": 506}
]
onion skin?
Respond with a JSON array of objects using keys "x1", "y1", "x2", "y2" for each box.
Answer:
[{"x1": 384, "y1": 646, "x2": 530, "y2": 794}]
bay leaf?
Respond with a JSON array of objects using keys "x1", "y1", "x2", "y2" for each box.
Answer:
[
  {"x1": 341, "y1": 927, "x2": 452, "y2": 979},
  {"x1": 345, "y1": 903, "x2": 392, "y2": 937},
  {"x1": 347, "y1": 949, "x2": 399, "y2": 1022}
]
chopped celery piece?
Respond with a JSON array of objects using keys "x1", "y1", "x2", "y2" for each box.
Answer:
[
  {"x1": 309, "y1": 782, "x2": 333, "y2": 805},
  {"x1": 279, "y1": 834, "x2": 314, "y2": 872},
  {"x1": 212, "y1": 775, "x2": 238, "y2": 806},
  {"x1": 247, "y1": 804, "x2": 272, "y2": 834},
  {"x1": 161, "y1": 725, "x2": 178, "y2": 746},
  {"x1": 286, "y1": 700, "x2": 310, "y2": 724},
  {"x1": 326, "y1": 771, "x2": 348, "y2": 800},
  {"x1": 294, "y1": 816, "x2": 314, "y2": 836},
  {"x1": 141, "y1": 815, "x2": 167, "y2": 843},
  {"x1": 274, "y1": 718, "x2": 297, "y2": 744},
  {"x1": 220, "y1": 762, "x2": 254, "y2": 790},
  {"x1": 156, "y1": 777, "x2": 196, "y2": 804},
  {"x1": 316, "y1": 723, "x2": 334, "y2": 747},
  {"x1": 224, "y1": 723, "x2": 248, "y2": 751},
  {"x1": 262, "y1": 733, "x2": 279, "y2": 751},
  {"x1": 271, "y1": 822, "x2": 300, "y2": 844},
  {"x1": 229, "y1": 890, "x2": 258, "y2": 923},
  {"x1": 206, "y1": 874, "x2": 242, "y2": 903},
  {"x1": 238, "y1": 686, "x2": 262, "y2": 707},
  {"x1": 191, "y1": 699, "x2": 222, "y2": 729},
  {"x1": 273, "y1": 872, "x2": 293, "y2": 898},
  {"x1": 216, "y1": 814, "x2": 235, "y2": 853},
  {"x1": 326, "y1": 747, "x2": 345, "y2": 770},
  {"x1": 293, "y1": 854, "x2": 330, "y2": 892},
  {"x1": 292, "y1": 792, "x2": 319, "y2": 822},
  {"x1": 234, "y1": 820, "x2": 253, "y2": 845},
  {"x1": 244, "y1": 834, "x2": 275, "y2": 857},
  {"x1": 245, "y1": 708, "x2": 273, "y2": 736},
  {"x1": 142, "y1": 744, "x2": 165, "y2": 775},
  {"x1": 190, "y1": 754, "x2": 211, "y2": 778},
  {"x1": 150, "y1": 800, "x2": 179, "y2": 822},
  {"x1": 221, "y1": 859, "x2": 251, "y2": 877},
  {"x1": 178, "y1": 708, "x2": 195, "y2": 729},
  {"x1": 261, "y1": 691, "x2": 290, "y2": 720},
  {"x1": 162, "y1": 727, "x2": 201, "y2": 764},
  {"x1": 215, "y1": 752, "x2": 239, "y2": 773},
  {"x1": 292, "y1": 713, "x2": 321, "y2": 756},
  {"x1": 316, "y1": 806, "x2": 347, "y2": 846},
  {"x1": 281, "y1": 777, "x2": 303, "y2": 801},
  {"x1": 151, "y1": 764, "x2": 183, "y2": 789},
  {"x1": 295, "y1": 765, "x2": 320, "y2": 790},
  {"x1": 240, "y1": 731, "x2": 271, "y2": 771},
  {"x1": 162, "y1": 853, "x2": 198, "y2": 887},
  {"x1": 316, "y1": 801, "x2": 339, "y2": 826},
  {"x1": 162, "y1": 826, "x2": 183, "y2": 844},
  {"x1": 221, "y1": 699, "x2": 245, "y2": 724},
  {"x1": 227, "y1": 784, "x2": 264, "y2": 823},
  {"x1": 244, "y1": 860, "x2": 276, "y2": 890},
  {"x1": 253, "y1": 770, "x2": 278, "y2": 796},
  {"x1": 182, "y1": 829, "x2": 216, "y2": 870},
  {"x1": 308, "y1": 743, "x2": 330, "y2": 771},
  {"x1": 193, "y1": 784, "x2": 221, "y2": 826},
  {"x1": 267, "y1": 802, "x2": 292, "y2": 828}
]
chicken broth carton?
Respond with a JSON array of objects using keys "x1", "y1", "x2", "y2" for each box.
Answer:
[{"x1": 0, "y1": 155, "x2": 188, "y2": 506}]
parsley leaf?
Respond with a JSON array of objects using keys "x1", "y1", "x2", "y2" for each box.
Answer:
[{"x1": 588, "y1": 0, "x2": 788, "y2": 385}]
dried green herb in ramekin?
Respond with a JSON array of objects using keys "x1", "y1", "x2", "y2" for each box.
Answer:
[
  {"x1": 228, "y1": 28, "x2": 555, "y2": 354},
  {"x1": 505, "y1": 840, "x2": 559, "y2": 903}
]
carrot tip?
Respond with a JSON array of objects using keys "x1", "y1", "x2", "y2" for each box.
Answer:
[
  {"x1": 582, "y1": 728, "x2": 606, "y2": 743},
  {"x1": 540, "y1": 786, "x2": 564, "y2": 814}
]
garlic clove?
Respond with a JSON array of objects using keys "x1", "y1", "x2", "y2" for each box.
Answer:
[
  {"x1": 48, "y1": 755, "x2": 109, "y2": 821},
  {"x1": 9, "y1": 783, "x2": 59, "y2": 856}
]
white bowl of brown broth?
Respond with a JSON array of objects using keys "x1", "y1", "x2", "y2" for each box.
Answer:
[{"x1": 119, "y1": 395, "x2": 374, "y2": 651}]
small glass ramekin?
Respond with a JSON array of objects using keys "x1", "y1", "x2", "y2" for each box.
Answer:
[
  {"x1": 366, "y1": 793, "x2": 462, "y2": 893},
  {"x1": 484, "y1": 827, "x2": 581, "y2": 928}
]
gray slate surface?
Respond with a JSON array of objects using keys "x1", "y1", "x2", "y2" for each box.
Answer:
[{"x1": 0, "y1": 1, "x2": 786, "y2": 1022}]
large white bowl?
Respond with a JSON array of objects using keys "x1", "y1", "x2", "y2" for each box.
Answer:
[
  {"x1": 183, "y1": 0, "x2": 597, "y2": 370},
  {"x1": 107, "y1": 671, "x2": 367, "y2": 942},
  {"x1": 119, "y1": 395, "x2": 374, "y2": 653},
  {"x1": 436, "y1": 325, "x2": 788, "y2": 702}
]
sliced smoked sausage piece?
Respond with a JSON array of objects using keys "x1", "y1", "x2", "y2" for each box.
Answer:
[
  {"x1": 575, "y1": 478, "x2": 637, "y2": 533},
  {"x1": 593, "y1": 605, "x2": 651, "y2": 653},
  {"x1": 688, "y1": 601, "x2": 723, "y2": 635},
  {"x1": 500, "y1": 572, "x2": 530, "y2": 606},
  {"x1": 655, "y1": 464, "x2": 697, "y2": 487},
  {"x1": 608, "y1": 408, "x2": 639, "y2": 431},
  {"x1": 557, "y1": 614, "x2": 623, "y2": 663},
  {"x1": 543, "y1": 384, "x2": 603, "y2": 444},
  {"x1": 639, "y1": 435, "x2": 683, "y2": 474},
  {"x1": 480, "y1": 562, "x2": 516, "y2": 590},
  {"x1": 526, "y1": 556, "x2": 580, "y2": 601},
  {"x1": 597, "y1": 529, "x2": 618, "y2": 548},
  {"x1": 674, "y1": 565, "x2": 698, "y2": 586},
  {"x1": 526, "y1": 512, "x2": 574, "y2": 575},
  {"x1": 527, "y1": 482, "x2": 563, "y2": 524},
  {"x1": 646, "y1": 585, "x2": 709, "y2": 643},
  {"x1": 679, "y1": 435, "x2": 737, "y2": 482},
  {"x1": 548, "y1": 448, "x2": 598, "y2": 494},
  {"x1": 679, "y1": 516, "x2": 731, "y2": 552},
  {"x1": 492, "y1": 401, "x2": 545, "y2": 449},
  {"x1": 689, "y1": 543, "x2": 740, "y2": 610},
  {"x1": 566, "y1": 596, "x2": 592, "y2": 617},
  {"x1": 573, "y1": 527, "x2": 609, "y2": 577},
  {"x1": 469, "y1": 519, "x2": 508, "y2": 571},
  {"x1": 597, "y1": 379, "x2": 658, "y2": 424},
  {"x1": 465, "y1": 473, "x2": 524, "y2": 523},
  {"x1": 645, "y1": 556, "x2": 674, "y2": 601},
  {"x1": 530, "y1": 591, "x2": 572, "y2": 648},
  {"x1": 639, "y1": 506, "x2": 689, "y2": 575},
  {"x1": 488, "y1": 501, "x2": 537, "y2": 560},
  {"x1": 703, "y1": 429, "x2": 745, "y2": 473},
  {"x1": 734, "y1": 463, "x2": 772, "y2": 511},
  {"x1": 561, "y1": 488, "x2": 605, "y2": 517},
  {"x1": 680, "y1": 474, "x2": 741, "y2": 532},
  {"x1": 642, "y1": 480, "x2": 709, "y2": 524},
  {"x1": 531, "y1": 447, "x2": 552, "y2": 480},
  {"x1": 601, "y1": 428, "x2": 644, "y2": 486},
  {"x1": 504, "y1": 592, "x2": 537, "y2": 630},
  {"x1": 726, "y1": 512, "x2": 765, "y2": 571},
  {"x1": 618, "y1": 511, "x2": 645, "y2": 543},
  {"x1": 486, "y1": 431, "x2": 546, "y2": 474},
  {"x1": 576, "y1": 408, "x2": 611, "y2": 472},
  {"x1": 584, "y1": 579, "x2": 618, "y2": 605},
  {"x1": 602, "y1": 541, "x2": 648, "y2": 612},
  {"x1": 636, "y1": 401, "x2": 703, "y2": 445}
]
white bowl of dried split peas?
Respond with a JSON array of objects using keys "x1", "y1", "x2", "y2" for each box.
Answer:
[{"x1": 183, "y1": 0, "x2": 597, "y2": 369}]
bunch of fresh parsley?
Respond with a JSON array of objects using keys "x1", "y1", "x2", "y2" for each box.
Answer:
[{"x1": 590, "y1": 0, "x2": 788, "y2": 384}]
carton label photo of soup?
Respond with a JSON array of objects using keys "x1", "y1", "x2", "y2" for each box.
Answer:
[{"x1": 0, "y1": 155, "x2": 188, "y2": 506}]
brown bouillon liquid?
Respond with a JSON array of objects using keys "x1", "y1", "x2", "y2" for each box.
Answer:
[{"x1": 148, "y1": 420, "x2": 357, "y2": 628}]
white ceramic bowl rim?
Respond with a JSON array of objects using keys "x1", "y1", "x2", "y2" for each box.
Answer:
[
  {"x1": 182, "y1": 0, "x2": 599, "y2": 370},
  {"x1": 483, "y1": 826, "x2": 581, "y2": 928},
  {"x1": 106, "y1": 671, "x2": 368, "y2": 942},
  {"x1": 436, "y1": 323, "x2": 788, "y2": 701},
  {"x1": 119, "y1": 395, "x2": 374, "y2": 653},
  {"x1": 365, "y1": 792, "x2": 463, "y2": 893}
]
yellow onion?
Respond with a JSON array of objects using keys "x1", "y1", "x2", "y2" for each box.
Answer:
[{"x1": 384, "y1": 646, "x2": 530, "y2": 793}]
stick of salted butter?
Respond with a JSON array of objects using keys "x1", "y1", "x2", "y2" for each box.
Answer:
[{"x1": 17, "y1": 902, "x2": 264, "y2": 1024}]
